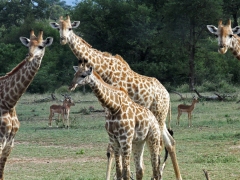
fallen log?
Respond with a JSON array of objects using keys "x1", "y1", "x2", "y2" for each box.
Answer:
[{"x1": 193, "y1": 88, "x2": 236, "y2": 101}]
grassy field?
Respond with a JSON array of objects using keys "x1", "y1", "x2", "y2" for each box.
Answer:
[{"x1": 4, "y1": 92, "x2": 240, "y2": 180}]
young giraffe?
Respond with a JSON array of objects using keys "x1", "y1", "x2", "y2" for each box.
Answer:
[
  {"x1": 0, "y1": 30, "x2": 53, "y2": 180},
  {"x1": 50, "y1": 15, "x2": 182, "y2": 180},
  {"x1": 207, "y1": 19, "x2": 240, "y2": 60},
  {"x1": 70, "y1": 66, "x2": 161, "y2": 180}
]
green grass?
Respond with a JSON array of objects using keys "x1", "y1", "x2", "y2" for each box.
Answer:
[{"x1": 4, "y1": 92, "x2": 240, "y2": 179}]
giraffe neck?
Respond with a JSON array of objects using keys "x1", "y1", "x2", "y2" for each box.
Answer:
[
  {"x1": 67, "y1": 32, "x2": 127, "y2": 84},
  {"x1": 0, "y1": 56, "x2": 43, "y2": 110},
  {"x1": 229, "y1": 35, "x2": 240, "y2": 60},
  {"x1": 68, "y1": 32, "x2": 97, "y2": 62},
  {"x1": 88, "y1": 72, "x2": 123, "y2": 114}
]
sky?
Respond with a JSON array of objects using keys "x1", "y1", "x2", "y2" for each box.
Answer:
[{"x1": 64, "y1": 0, "x2": 78, "y2": 6}]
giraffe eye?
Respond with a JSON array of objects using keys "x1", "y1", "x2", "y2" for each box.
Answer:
[
  {"x1": 38, "y1": 46, "x2": 44, "y2": 49},
  {"x1": 69, "y1": 28, "x2": 72, "y2": 31},
  {"x1": 229, "y1": 34, "x2": 233, "y2": 38}
]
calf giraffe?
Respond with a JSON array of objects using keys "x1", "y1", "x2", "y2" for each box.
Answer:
[
  {"x1": 50, "y1": 15, "x2": 182, "y2": 180},
  {"x1": 0, "y1": 30, "x2": 53, "y2": 179},
  {"x1": 207, "y1": 19, "x2": 240, "y2": 60},
  {"x1": 70, "y1": 66, "x2": 161, "y2": 180}
]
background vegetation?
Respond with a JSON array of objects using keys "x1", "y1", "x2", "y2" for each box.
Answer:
[
  {"x1": 1, "y1": 0, "x2": 240, "y2": 93},
  {"x1": 5, "y1": 92, "x2": 240, "y2": 180}
]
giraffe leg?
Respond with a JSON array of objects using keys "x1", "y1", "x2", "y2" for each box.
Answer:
[
  {"x1": 109, "y1": 137, "x2": 122, "y2": 180},
  {"x1": 162, "y1": 125, "x2": 182, "y2": 180},
  {"x1": 114, "y1": 148, "x2": 122, "y2": 179},
  {"x1": 106, "y1": 143, "x2": 114, "y2": 180},
  {"x1": 132, "y1": 142, "x2": 145, "y2": 180},
  {"x1": 0, "y1": 139, "x2": 14, "y2": 180},
  {"x1": 147, "y1": 131, "x2": 161, "y2": 180},
  {"x1": 121, "y1": 154, "x2": 131, "y2": 180}
]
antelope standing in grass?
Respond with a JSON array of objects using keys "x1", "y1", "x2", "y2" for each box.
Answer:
[
  {"x1": 49, "y1": 95, "x2": 75, "y2": 128},
  {"x1": 177, "y1": 97, "x2": 198, "y2": 127}
]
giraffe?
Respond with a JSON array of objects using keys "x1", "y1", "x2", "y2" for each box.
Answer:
[
  {"x1": 50, "y1": 15, "x2": 182, "y2": 180},
  {"x1": 70, "y1": 66, "x2": 161, "y2": 180},
  {"x1": 207, "y1": 19, "x2": 240, "y2": 60},
  {"x1": 0, "y1": 30, "x2": 53, "y2": 180}
]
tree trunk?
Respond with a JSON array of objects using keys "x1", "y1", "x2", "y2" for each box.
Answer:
[
  {"x1": 189, "y1": 46, "x2": 195, "y2": 90},
  {"x1": 189, "y1": 20, "x2": 196, "y2": 90}
]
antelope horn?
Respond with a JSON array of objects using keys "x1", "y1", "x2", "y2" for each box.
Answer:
[{"x1": 30, "y1": 29, "x2": 36, "y2": 40}]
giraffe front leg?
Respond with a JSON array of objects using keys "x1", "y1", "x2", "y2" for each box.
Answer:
[
  {"x1": 106, "y1": 143, "x2": 114, "y2": 180},
  {"x1": 0, "y1": 139, "x2": 14, "y2": 180},
  {"x1": 109, "y1": 135, "x2": 122, "y2": 180},
  {"x1": 114, "y1": 147, "x2": 122, "y2": 179},
  {"x1": 132, "y1": 141, "x2": 145, "y2": 180},
  {"x1": 121, "y1": 153, "x2": 131, "y2": 180}
]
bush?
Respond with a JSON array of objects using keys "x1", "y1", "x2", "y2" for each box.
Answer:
[{"x1": 54, "y1": 86, "x2": 70, "y2": 94}]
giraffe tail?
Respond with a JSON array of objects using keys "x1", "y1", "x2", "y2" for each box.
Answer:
[{"x1": 160, "y1": 129, "x2": 174, "y2": 175}]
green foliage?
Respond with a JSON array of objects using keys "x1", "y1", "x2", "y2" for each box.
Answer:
[
  {"x1": 194, "y1": 154, "x2": 237, "y2": 163},
  {"x1": 54, "y1": 86, "x2": 70, "y2": 94},
  {"x1": 1, "y1": 0, "x2": 240, "y2": 93},
  {"x1": 79, "y1": 107, "x2": 91, "y2": 115}
]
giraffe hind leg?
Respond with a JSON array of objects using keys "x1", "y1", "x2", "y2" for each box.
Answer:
[{"x1": 163, "y1": 125, "x2": 182, "y2": 180}]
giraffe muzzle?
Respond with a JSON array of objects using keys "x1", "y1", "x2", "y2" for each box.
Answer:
[
  {"x1": 218, "y1": 45, "x2": 228, "y2": 54},
  {"x1": 60, "y1": 37, "x2": 67, "y2": 45}
]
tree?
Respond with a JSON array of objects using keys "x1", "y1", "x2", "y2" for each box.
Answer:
[
  {"x1": 222, "y1": 0, "x2": 240, "y2": 27},
  {"x1": 162, "y1": 0, "x2": 223, "y2": 90}
]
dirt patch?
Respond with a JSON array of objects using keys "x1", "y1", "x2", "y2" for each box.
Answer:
[{"x1": 8, "y1": 156, "x2": 105, "y2": 164}]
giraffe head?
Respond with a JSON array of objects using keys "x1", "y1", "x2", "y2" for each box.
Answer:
[
  {"x1": 20, "y1": 30, "x2": 53, "y2": 61},
  {"x1": 50, "y1": 15, "x2": 80, "y2": 45},
  {"x1": 69, "y1": 65, "x2": 93, "y2": 91},
  {"x1": 207, "y1": 19, "x2": 240, "y2": 54}
]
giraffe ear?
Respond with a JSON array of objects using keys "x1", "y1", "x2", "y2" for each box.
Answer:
[
  {"x1": 49, "y1": 22, "x2": 59, "y2": 29},
  {"x1": 19, "y1": 37, "x2": 30, "y2": 47},
  {"x1": 73, "y1": 66, "x2": 79, "y2": 72},
  {"x1": 232, "y1": 26, "x2": 240, "y2": 35},
  {"x1": 72, "y1": 21, "x2": 80, "y2": 28},
  {"x1": 44, "y1": 37, "x2": 53, "y2": 47},
  {"x1": 207, "y1": 25, "x2": 218, "y2": 34}
]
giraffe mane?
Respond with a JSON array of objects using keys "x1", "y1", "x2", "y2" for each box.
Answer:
[
  {"x1": 101, "y1": 52, "x2": 130, "y2": 68},
  {"x1": 114, "y1": 54, "x2": 130, "y2": 68},
  {"x1": 92, "y1": 70, "x2": 126, "y2": 93},
  {"x1": 80, "y1": 38, "x2": 92, "y2": 48},
  {"x1": 0, "y1": 60, "x2": 27, "y2": 80}
]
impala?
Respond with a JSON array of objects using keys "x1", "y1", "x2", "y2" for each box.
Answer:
[
  {"x1": 49, "y1": 95, "x2": 75, "y2": 128},
  {"x1": 177, "y1": 97, "x2": 198, "y2": 127}
]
